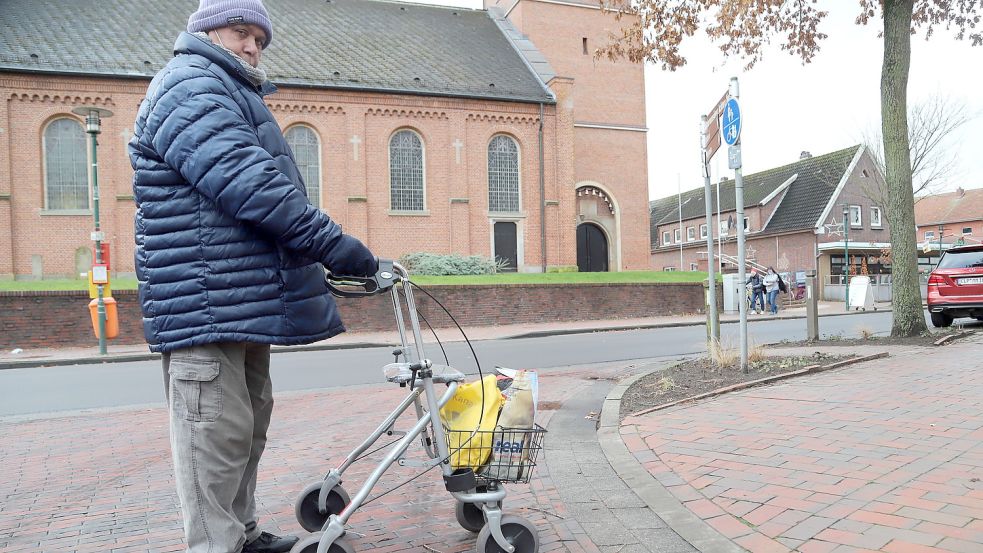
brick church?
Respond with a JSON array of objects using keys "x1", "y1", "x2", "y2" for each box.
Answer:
[{"x1": 0, "y1": 0, "x2": 650, "y2": 280}]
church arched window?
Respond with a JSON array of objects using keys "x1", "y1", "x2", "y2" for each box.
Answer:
[
  {"x1": 389, "y1": 129, "x2": 425, "y2": 212},
  {"x1": 284, "y1": 124, "x2": 321, "y2": 208},
  {"x1": 43, "y1": 118, "x2": 89, "y2": 210},
  {"x1": 488, "y1": 135, "x2": 520, "y2": 213}
]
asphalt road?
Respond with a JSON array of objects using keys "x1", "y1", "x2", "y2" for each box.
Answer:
[{"x1": 0, "y1": 311, "x2": 904, "y2": 417}]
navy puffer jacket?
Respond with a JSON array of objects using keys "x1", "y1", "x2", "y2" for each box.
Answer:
[{"x1": 128, "y1": 33, "x2": 376, "y2": 353}]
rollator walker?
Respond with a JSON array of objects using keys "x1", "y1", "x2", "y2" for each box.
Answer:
[{"x1": 290, "y1": 260, "x2": 546, "y2": 553}]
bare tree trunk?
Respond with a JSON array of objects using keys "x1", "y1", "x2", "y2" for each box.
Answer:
[{"x1": 881, "y1": 0, "x2": 926, "y2": 337}]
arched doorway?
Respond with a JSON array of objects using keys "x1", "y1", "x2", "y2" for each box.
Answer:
[
  {"x1": 575, "y1": 183, "x2": 619, "y2": 272},
  {"x1": 577, "y1": 223, "x2": 608, "y2": 272}
]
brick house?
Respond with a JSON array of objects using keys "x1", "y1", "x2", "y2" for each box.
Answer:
[
  {"x1": 650, "y1": 145, "x2": 891, "y2": 299},
  {"x1": 914, "y1": 187, "x2": 983, "y2": 270},
  {"x1": 0, "y1": 0, "x2": 649, "y2": 279}
]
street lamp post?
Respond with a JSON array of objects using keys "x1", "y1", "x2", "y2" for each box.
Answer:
[
  {"x1": 72, "y1": 106, "x2": 114, "y2": 354},
  {"x1": 843, "y1": 205, "x2": 850, "y2": 311}
]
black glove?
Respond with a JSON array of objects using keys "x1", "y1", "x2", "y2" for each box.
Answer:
[{"x1": 324, "y1": 235, "x2": 377, "y2": 277}]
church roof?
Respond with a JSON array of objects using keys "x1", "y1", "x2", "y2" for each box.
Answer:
[{"x1": 0, "y1": 0, "x2": 555, "y2": 104}]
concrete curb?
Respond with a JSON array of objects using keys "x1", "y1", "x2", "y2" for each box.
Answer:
[
  {"x1": 597, "y1": 370, "x2": 744, "y2": 553},
  {"x1": 933, "y1": 329, "x2": 975, "y2": 346},
  {"x1": 506, "y1": 307, "x2": 893, "y2": 340},
  {"x1": 0, "y1": 341, "x2": 392, "y2": 370}
]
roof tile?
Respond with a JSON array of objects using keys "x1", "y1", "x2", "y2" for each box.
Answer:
[
  {"x1": 0, "y1": 0, "x2": 554, "y2": 104},
  {"x1": 915, "y1": 188, "x2": 983, "y2": 226}
]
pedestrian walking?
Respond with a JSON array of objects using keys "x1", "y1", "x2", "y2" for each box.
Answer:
[
  {"x1": 128, "y1": 1, "x2": 377, "y2": 551},
  {"x1": 746, "y1": 268, "x2": 765, "y2": 314},
  {"x1": 764, "y1": 267, "x2": 781, "y2": 315}
]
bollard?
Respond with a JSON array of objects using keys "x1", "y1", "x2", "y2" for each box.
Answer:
[{"x1": 805, "y1": 270, "x2": 819, "y2": 341}]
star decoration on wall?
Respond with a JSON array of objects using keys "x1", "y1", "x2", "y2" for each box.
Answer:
[
  {"x1": 824, "y1": 217, "x2": 845, "y2": 238},
  {"x1": 777, "y1": 252, "x2": 790, "y2": 272},
  {"x1": 745, "y1": 245, "x2": 757, "y2": 261}
]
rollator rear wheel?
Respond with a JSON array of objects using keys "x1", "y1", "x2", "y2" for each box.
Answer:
[
  {"x1": 456, "y1": 501, "x2": 486, "y2": 533},
  {"x1": 456, "y1": 486, "x2": 497, "y2": 533},
  {"x1": 295, "y1": 481, "x2": 351, "y2": 533},
  {"x1": 289, "y1": 533, "x2": 355, "y2": 553},
  {"x1": 475, "y1": 515, "x2": 539, "y2": 553}
]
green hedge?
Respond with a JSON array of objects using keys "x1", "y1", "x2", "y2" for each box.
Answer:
[{"x1": 398, "y1": 253, "x2": 504, "y2": 276}]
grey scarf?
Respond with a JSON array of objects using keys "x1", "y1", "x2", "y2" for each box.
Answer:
[{"x1": 193, "y1": 31, "x2": 268, "y2": 87}]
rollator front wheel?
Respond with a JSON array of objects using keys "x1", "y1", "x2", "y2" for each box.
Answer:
[
  {"x1": 289, "y1": 532, "x2": 355, "y2": 553},
  {"x1": 295, "y1": 481, "x2": 351, "y2": 533},
  {"x1": 475, "y1": 515, "x2": 539, "y2": 553}
]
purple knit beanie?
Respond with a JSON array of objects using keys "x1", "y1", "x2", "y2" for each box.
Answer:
[{"x1": 187, "y1": 0, "x2": 273, "y2": 48}]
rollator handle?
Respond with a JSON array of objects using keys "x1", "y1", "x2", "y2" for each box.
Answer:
[{"x1": 326, "y1": 258, "x2": 401, "y2": 298}]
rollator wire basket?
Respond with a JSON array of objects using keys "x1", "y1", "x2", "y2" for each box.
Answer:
[{"x1": 444, "y1": 424, "x2": 547, "y2": 484}]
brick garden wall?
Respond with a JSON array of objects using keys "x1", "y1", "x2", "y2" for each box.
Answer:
[{"x1": 0, "y1": 282, "x2": 710, "y2": 350}]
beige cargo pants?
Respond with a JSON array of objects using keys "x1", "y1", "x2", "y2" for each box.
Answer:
[{"x1": 162, "y1": 342, "x2": 273, "y2": 553}]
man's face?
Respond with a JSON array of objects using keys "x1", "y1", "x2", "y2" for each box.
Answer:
[{"x1": 208, "y1": 24, "x2": 267, "y2": 67}]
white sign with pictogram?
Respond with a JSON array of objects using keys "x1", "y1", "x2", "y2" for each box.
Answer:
[{"x1": 722, "y1": 98, "x2": 742, "y2": 146}]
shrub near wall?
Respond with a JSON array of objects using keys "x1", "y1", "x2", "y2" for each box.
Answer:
[{"x1": 0, "y1": 282, "x2": 709, "y2": 350}]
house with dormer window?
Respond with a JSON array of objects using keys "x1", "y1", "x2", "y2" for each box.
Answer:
[{"x1": 650, "y1": 145, "x2": 891, "y2": 299}]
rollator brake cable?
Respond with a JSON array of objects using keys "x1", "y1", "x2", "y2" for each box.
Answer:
[
  {"x1": 358, "y1": 280, "x2": 488, "y2": 507},
  {"x1": 351, "y1": 289, "x2": 452, "y2": 464},
  {"x1": 404, "y1": 287, "x2": 450, "y2": 366}
]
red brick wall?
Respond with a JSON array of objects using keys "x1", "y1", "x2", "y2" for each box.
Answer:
[
  {"x1": 519, "y1": 1, "x2": 646, "y2": 127},
  {"x1": 0, "y1": 282, "x2": 709, "y2": 350},
  {"x1": 0, "y1": 85, "x2": 13, "y2": 279},
  {"x1": 2, "y1": 2, "x2": 655, "y2": 277},
  {"x1": 916, "y1": 220, "x2": 982, "y2": 243},
  {"x1": 0, "y1": 73, "x2": 587, "y2": 277},
  {"x1": 510, "y1": 0, "x2": 651, "y2": 270}
]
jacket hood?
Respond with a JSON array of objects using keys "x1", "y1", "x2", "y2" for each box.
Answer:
[{"x1": 173, "y1": 32, "x2": 276, "y2": 96}]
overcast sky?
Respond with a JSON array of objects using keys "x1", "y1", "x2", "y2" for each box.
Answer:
[{"x1": 418, "y1": 1, "x2": 983, "y2": 201}]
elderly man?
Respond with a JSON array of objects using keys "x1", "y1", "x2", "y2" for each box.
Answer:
[{"x1": 128, "y1": 1, "x2": 377, "y2": 551}]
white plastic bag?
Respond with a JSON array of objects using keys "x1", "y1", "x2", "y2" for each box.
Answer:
[{"x1": 483, "y1": 369, "x2": 538, "y2": 480}]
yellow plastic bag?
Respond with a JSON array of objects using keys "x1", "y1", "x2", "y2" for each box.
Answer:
[{"x1": 439, "y1": 374, "x2": 505, "y2": 471}]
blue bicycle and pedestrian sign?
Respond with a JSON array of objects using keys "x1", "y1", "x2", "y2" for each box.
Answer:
[{"x1": 722, "y1": 98, "x2": 741, "y2": 146}]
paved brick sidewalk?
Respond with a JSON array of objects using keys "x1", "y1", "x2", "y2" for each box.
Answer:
[
  {"x1": 0, "y1": 363, "x2": 643, "y2": 553},
  {"x1": 621, "y1": 336, "x2": 983, "y2": 552}
]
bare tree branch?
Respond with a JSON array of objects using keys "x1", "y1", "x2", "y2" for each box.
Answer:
[{"x1": 859, "y1": 95, "x2": 975, "y2": 204}]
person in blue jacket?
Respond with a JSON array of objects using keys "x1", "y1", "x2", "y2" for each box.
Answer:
[{"x1": 128, "y1": 1, "x2": 377, "y2": 551}]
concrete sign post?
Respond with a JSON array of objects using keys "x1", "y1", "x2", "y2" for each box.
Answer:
[{"x1": 724, "y1": 78, "x2": 749, "y2": 373}]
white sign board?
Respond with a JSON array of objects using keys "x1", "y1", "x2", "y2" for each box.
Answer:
[
  {"x1": 848, "y1": 275, "x2": 875, "y2": 311},
  {"x1": 91, "y1": 265, "x2": 109, "y2": 285}
]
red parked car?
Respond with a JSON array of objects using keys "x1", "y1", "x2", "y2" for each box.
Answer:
[{"x1": 927, "y1": 244, "x2": 983, "y2": 327}]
